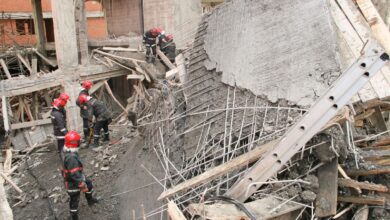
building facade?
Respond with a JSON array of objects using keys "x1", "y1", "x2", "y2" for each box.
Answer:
[{"x1": 0, "y1": 0, "x2": 107, "y2": 49}]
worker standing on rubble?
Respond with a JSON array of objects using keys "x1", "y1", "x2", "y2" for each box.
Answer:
[
  {"x1": 78, "y1": 94, "x2": 112, "y2": 148},
  {"x1": 143, "y1": 27, "x2": 164, "y2": 63},
  {"x1": 62, "y1": 131, "x2": 99, "y2": 220},
  {"x1": 160, "y1": 34, "x2": 176, "y2": 64},
  {"x1": 76, "y1": 80, "x2": 93, "y2": 143},
  {"x1": 50, "y1": 98, "x2": 67, "y2": 160}
]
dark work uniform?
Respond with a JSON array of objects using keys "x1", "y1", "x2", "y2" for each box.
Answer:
[
  {"x1": 62, "y1": 151, "x2": 95, "y2": 220},
  {"x1": 87, "y1": 98, "x2": 112, "y2": 146},
  {"x1": 160, "y1": 40, "x2": 176, "y2": 63},
  {"x1": 76, "y1": 89, "x2": 90, "y2": 138},
  {"x1": 50, "y1": 107, "x2": 67, "y2": 158},
  {"x1": 143, "y1": 30, "x2": 159, "y2": 62}
]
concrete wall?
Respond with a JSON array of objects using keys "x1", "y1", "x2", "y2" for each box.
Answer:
[
  {"x1": 203, "y1": 0, "x2": 340, "y2": 106},
  {"x1": 103, "y1": 0, "x2": 201, "y2": 47},
  {"x1": 104, "y1": 0, "x2": 142, "y2": 36}
]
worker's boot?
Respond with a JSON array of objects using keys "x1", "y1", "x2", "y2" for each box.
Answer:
[
  {"x1": 90, "y1": 137, "x2": 100, "y2": 148},
  {"x1": 146, "y1": 55, "x2": 151, "y2": 63},
  {"x1": 86, "y1": 193, "x2": 99, "y2": 206},
  {"x1": 103, "y1": 132, "x2": 110, "y2": 142},
  {"x1": 70, "y1": 211, "x2": 78, "y2": 220}
]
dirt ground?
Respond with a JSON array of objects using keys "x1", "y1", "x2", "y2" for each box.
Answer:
[{"x1": 9, "y1": 124, "x2": 165, "y2": 220}]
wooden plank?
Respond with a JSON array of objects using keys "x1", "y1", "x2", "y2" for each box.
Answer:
[
  {"x1": 338, "y1": 178, "x2": 388, "y2": 192},
  {"x1": 102, "y1": 47, "x2": 139, "y2": 52},
  {"x1": 187, "y1": 197, "x2": 303, "y2": 220},
  {"x1": 16, "y1": 53, "x2": 33, "y2": 74},
  {"x1": 166, "y1": 68, "x2": 179, "y2": 80},
  {"x1": 0, "y1": 172, "x2": 23, "y2": 194},
  {"x1": 93, "y1": 49, "x2": 146, "y2": 63},
  {"x1": 133, "y1": 61, "x2": 151, "y2": 82},
  {"x1": 31, "y1": 55, "x2": 38, "y2": 76},
  {"x1": 158, "y1": 140, "x2": 278, "y2": 200},
  {"x1": 2, "y1": 97, "x2": 10, "y2": 132},
  {"x1": 10, "y1": 118, "x2": 51, "y2": 130},
  {"x1": 3, "y1": 149, "x2": 12, "y2": 174},
  {"x1": 157, "y1": 48, "x2": 176, "y2": 70},
  {"x1": 338, "y1": 195, "x2": 385, "y2": 205},
  {"x1": 33, "y1": 49, "x2": 57, "y2": 67},
  {"x1": 127, "y1": 74, "x2": 145, "y2": 80},
  {"x1": 369, "y1": 106, "x2": 388, "y2": 131},
  {"x1": 89, "y1": 80, "x2": 106, "y2": 95},
  {"x1": 104, "y1": 81, "x2": 127, "y2": 114},
  {"x1": 329, "y1": 0, "x2": 378, "y2": 101},
  {"x1": 0, "y1": 59, "x2": 12, "y2": 79},
  {"x1": 357, "y1": 0, "x2": 390, "y2": 54},
  {"x1": 346, "y1": 167, "x2": 390, "y2": 176},
  {"x1": 167, "y1": 201, "x2": 186, "y2": 220},
  {"x1": 315, "y1": 158, "x2": 338, "y2": 217},
  {"x1": 0, "y1": 164, "x2": 13, "y2": 220}
]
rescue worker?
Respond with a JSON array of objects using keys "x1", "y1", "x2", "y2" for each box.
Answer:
[
  {"x1": 160, "y1": 34, "x2": 176, "y2": 64},
  {"x1": 62, "y1": 131, "x2": 99, "y2": 220},
  {"x1": 143, "y1": 27, "x2": 164, "y2": 63},
  {"x1": 58, "y1": 93, "x2": 70, "y2": 105},
  {"x1": 76, "y1": 80, "x2": 93, "y2": 143},
  {"x1": 50, "y1": 98, "x2": 67, "y2": 160},
  {"x1": 58, "y1": 92, "x2": 70, "y2": 115},
  {"x1": 78, "y1": 94, "x2": 112, "y2": 148}
]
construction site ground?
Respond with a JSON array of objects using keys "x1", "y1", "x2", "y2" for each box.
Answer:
[{"x1": 10, "y1": 125, "x2": 164, "y2": 220}]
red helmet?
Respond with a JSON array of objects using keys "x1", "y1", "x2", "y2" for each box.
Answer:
[
  {"x1": 79, "y1": 94, "x2": 89, "y2": 105},
  {"x1": 52, "y1": 98, "x2": 63, "y2": 108},
  {"x1": 151, "y1": 27, "x2": 163, "y2": 36},
  {"x1": 165, "y1": 34, "x2": 173, "y2": 42},
  {"x1": 64, "y1": 131, "x2": 81, "y2": 148},
  {"x1": 59, "y1": 93, "x2": 70, "y2": 102},
  {"x1": 82, "y1": 80, "x2": 93, "y2": 90}
]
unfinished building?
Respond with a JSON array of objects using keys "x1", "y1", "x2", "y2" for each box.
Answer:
[{"x1": 1, "y1": 0, "x2": 390, "y2": 220}]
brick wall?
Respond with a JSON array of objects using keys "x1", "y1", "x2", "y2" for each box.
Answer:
[
  {"x1": 87, "y1": 18, "x2": 107, "y2": 39},
  {"x1": 0, "y1": 0, "x2": 102, "y2": 12},
  {"x1": 0, "y1": 0, "x2": 107, "y2": 47}
]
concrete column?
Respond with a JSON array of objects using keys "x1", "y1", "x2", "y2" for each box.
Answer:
[
  {"x1": 63, "y1": 81, "x2": 82, "y2": 132},
  {"x1": 31, "y1": 0, "x2": 46, "y2": 55},
  {"x1": 75, "y1": 0, "x2": 89, "y2": 65},
  {"x1": 51, "y1": 0, "x2": 79, "y2": 69}
]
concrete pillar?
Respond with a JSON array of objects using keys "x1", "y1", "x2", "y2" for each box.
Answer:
[
  {"x1": 63, "y1": 80, "x2": 82, "y2": 132},
  {"x1": 75, "y1": 0, "x2": 89, "y2": 65},
  {"x1": 51, "y1": 0, "x2": 79, "y2": 69},
  {"x1": 31, "y1": 0, "x2": 46, "y2": 55}
]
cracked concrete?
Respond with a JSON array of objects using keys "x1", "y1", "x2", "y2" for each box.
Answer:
[{"x1": 203, "y1": 0, "x2": 341, "y2": 106}]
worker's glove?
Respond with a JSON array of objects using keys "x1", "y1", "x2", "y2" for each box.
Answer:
[{"x1": 79, "y1": 182, "x2": 89, "y2": 193}]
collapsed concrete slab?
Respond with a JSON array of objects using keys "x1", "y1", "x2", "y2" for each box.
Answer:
[{"x1": 203, "y1": 0, "x2": 340, "y2": 106}]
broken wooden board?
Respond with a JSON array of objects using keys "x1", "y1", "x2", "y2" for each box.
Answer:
[
  {"x1": 338, "y1": 195, "x2": 386, "y2": 205},
  {"x1": 11, "y1": 118, "x2": 51, "y2": 130},
  {"x1": 315, "y1": 158, "x2": 338, "y2": 217},
  {"x1": 338, "y1": 178, "x2": 388, "y2": 192},
  {"x1": 167, "y1": 201, "x2": 186, "y2": 220},
  {"x1": 157, "y1": 48, "x2": 176, "y2": 70},
  {"x1": 346, "y1": 167, "x2": 390, "y2": 176},
  {"x1": 356, "y1": 0, "x2": 390, "y2": 55},
  {"x1": 187, "y1": 197, "x2": 303, "y2": 220},
  {"x1": 0, "y1": 163, "x2": 13, "y2": 220},
  {"x1": 0, "y1": 59, "x2": 12, "y2": 79},
  {"x1": 158, "y1": 140, "x2": 278, "y2": 200}
]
